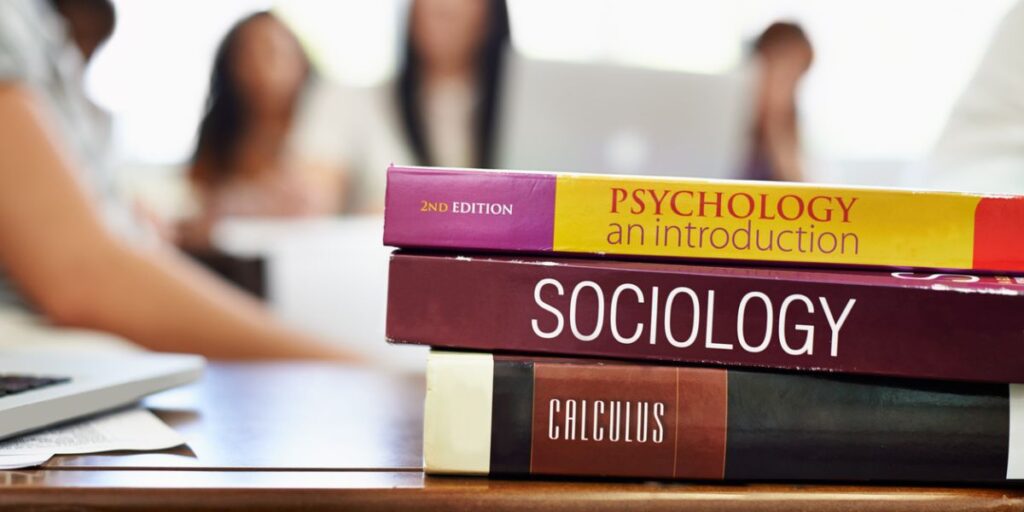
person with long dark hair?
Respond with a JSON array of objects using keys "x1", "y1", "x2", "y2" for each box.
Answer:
[
  {"x1": 744, "y1": 22, "x2": 813, "y2": 182},
  {"x1": 397, "y1": 0, "x2": 510, "y2": 169},
  {"x1": 182, "y1": 11, "x2": 343, "y2": 248},
  {"x1": 291, "y1": 0, "x2": 510, "y2": 213},
  {"x1": 49, "y1": 0, "x2": 115, "y2": 63}
]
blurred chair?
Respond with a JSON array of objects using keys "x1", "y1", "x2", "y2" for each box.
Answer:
[{"x1": 185, "y1": 251, "x2": 267, "y2": 299}]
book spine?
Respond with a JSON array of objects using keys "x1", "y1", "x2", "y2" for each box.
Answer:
[
  {"x1": 424, "y1": 351, "x2": 1023, "y2": 482},
  {"x1": 382, "y1": 165, "x2": 1024, "y2": 272},
  {"x1": 387, "y1": 253, "x2": 1024, "y2": 383}
]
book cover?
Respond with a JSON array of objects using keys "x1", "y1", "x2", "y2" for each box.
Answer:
[
  {"x1": 424, "y1": 350, "x2": 1024, "y2": 482},
  {"x1": 387, "y1": 252, "x2": 1024, "y2": 383},
  {"x1": 382, "y1": 165, "x2": 1024, "y2": 272}
]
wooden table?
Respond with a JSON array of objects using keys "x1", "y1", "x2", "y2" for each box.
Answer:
[{"x1": 3, "y1": 363, "x2": 1022, "y2": 511}]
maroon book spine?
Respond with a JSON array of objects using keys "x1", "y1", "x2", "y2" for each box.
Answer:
[{"x1": 386, "y1": 252, "x2": 1024, "y2": 383}]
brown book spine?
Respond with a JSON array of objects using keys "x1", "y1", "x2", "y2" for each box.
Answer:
[{"x1": 526, "y1": 358, "x2": 728, "y2": 479}]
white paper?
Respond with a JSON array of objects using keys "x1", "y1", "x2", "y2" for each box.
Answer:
[
  {"x1": 0, "y1": 408, "x2": 185, "y2": 469},
  {"x1": 0, "y1": 453, "x2": 51, "y2": 469}
]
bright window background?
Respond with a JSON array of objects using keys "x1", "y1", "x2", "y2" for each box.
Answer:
[{"x1": 86, "y1": 0, "x2": 1017, "y2": 172}]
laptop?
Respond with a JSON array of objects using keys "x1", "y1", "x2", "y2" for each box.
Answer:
[
  {"x1": 0, "y1": 352, "x2": 204, "y2": 440},
  {"x1": 496, "y1": 54, "x2": 753, "y2": 178}
]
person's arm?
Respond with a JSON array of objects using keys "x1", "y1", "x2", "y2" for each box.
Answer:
[{"x1": 0, "y1": 84, "x2": 354, "y2": 360}]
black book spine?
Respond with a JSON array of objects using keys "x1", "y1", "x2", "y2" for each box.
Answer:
[{"x1": 424, "y1": 351, "x2": 1021, "y2": 482}]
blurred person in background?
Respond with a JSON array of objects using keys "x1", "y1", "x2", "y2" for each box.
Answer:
[
  {"x1": 49, "y1": 0, "x2": 115, "y2": 63},
  {"x1": 396, "y1": 0, "x2": 510, "y2": 170},
  {"x1": 180, "y1": 12, "x2": 344, "y2": 249},
  {"x1": 745, "y1": 21, "x2": 814, "y2": 182},
  {"x1": 52, "y1": 0, "x2": 175, "y2": 243},
  {"x1": 925, "y1": 1, "x2": 1024, "y2": 193},
  {"x1": 293, "y1": 0, "x2": 511, "y2": 213},
  {"x1": 0, "y1": 0, "x2": 352, "y2": 360},
  {"x1": 48, "y1": 0, "x2": 125, "y2": 222}
]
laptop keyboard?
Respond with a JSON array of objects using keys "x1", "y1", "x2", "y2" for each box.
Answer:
[{"x1": 0, "y1": 375, "x2": 71, "y2": 397}]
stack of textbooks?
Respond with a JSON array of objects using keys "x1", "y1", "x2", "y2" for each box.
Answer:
[{"x1": 382, "y1": 164, "x2": 1024, "y2": 483}]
